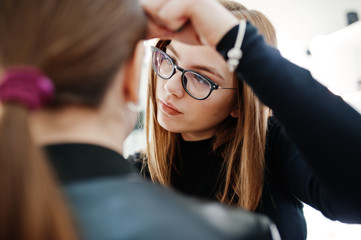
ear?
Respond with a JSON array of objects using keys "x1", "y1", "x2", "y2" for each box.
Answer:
[
  {"x1": 122, "y1": 41, "x2": 145, "y2": 104},
  {"x1": 230, "y1": 106, "x2": 239, "y2": 118}
]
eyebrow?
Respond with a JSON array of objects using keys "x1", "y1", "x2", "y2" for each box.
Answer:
[
  {"x1": 167, "y1": 44, "x2": 224, "y2": 81},
  {"x1": 166, "y1": 44, "x2": 180, "y2": 59}
]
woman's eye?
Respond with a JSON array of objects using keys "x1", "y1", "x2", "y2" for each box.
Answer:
[
  {"x1": 195, "y1": 75, "x2": 209, "y2": 85},
  {"x1": 167, "y1": 58, "x2": 174, "y2": 65},
  {"x1": 196, "y1": 75, "x2": 205, "y2": 82}
]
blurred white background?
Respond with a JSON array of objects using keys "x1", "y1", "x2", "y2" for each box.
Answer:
[
  {"x1": 241, "y1": 0, "x2": 361, "y2": 113},
  {"x1": 125, "y1": 0, "x2": 361, "y2": 239}
]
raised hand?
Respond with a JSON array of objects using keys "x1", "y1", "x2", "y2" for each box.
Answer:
[{"x1": 141, "y1": 0, "x2": 238, "y2": 46}]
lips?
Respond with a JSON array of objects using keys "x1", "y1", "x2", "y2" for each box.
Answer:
[{"x1": 158, "y1": 99, "x2": 182, "y2": 115}]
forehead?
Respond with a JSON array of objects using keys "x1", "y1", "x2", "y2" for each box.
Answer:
[{"x1": 167, "y1": 41, "x2": 231, "y2": 80}]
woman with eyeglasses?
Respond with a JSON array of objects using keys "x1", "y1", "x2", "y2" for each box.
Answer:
[{"x1": 133, "y1": 1, "x2": 361, "y2": 239}]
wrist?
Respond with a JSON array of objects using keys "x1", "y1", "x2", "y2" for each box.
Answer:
[
  {"x1": 191, "y1": 0, "x2": 238, "y2": 46},
  {"x1": 227, "y1": 20, "x2": 247, "y2": 72}
]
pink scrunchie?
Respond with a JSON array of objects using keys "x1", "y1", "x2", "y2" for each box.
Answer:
[{"x1": 0, "y1": 67, "x2": 54, "y2": 110}]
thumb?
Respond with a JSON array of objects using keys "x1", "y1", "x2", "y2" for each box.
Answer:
[
  {"x1": 172, "y1": 22, "x2": 202, "y2": 45},
  {"x1": 145, "y1": 17, "x2": 174, "y2": 40}
]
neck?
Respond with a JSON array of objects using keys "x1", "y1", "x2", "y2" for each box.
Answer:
[
  {"x1": 181, "y1": 131, "x2": 215, "y2": 141},
  {"x1": 30, "y1": 106, "x2": 130, "y2": 155}
]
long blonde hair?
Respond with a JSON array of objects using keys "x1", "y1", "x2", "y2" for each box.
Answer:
[
  {"x1": 145, "y1": 1, "x2": 277, "y2": 211},
  {"x1": 0, "y1": 0, "x2": 146, "y2": 239}
]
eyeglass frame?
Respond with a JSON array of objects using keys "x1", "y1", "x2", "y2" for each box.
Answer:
[{"x1": 150, "y1": 46, "x2": 236, "y2": 100}]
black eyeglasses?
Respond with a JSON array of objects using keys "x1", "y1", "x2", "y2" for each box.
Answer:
[{"x1": 151, "y1": 46, "x2": 236, "y2": 100}]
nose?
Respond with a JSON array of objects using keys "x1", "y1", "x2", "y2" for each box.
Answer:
[{"x1": 163, "y1": 70, "x2": 184, "y2": 98}]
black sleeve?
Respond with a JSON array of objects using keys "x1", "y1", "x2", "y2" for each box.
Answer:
[
  {"x1": 217, "y1": 23, "x2": 361, "y2": 221},
  {"x1": 267, "y1": 117, "x2": 359, "y2": 223}
]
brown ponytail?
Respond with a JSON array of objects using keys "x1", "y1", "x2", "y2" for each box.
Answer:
[{"x1": 0, "y1": 103, "x2": 77, "y2": 239}]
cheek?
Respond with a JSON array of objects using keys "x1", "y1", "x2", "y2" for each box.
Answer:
[
  {"x1": 155, "y1": 78, "x2": 164, "y2": 96},
  {"x1": 208, "y1": 97, "x2": 236, "y2": 120},
  {"x1": 190, "y1": 100, "x2": 232, "y2": 125}
]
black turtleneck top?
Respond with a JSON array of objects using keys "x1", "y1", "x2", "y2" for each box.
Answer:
[
  {"x1": 130, "y1": 117, "x2": 352, "y2": 240},
  {"x1": 171, "y1": 137, "x2": 224, "y2": 199}
]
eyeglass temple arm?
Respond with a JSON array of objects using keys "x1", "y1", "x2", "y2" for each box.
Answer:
[{"x1": 218, "y1": 87, "x2": 237, "y2": 89}]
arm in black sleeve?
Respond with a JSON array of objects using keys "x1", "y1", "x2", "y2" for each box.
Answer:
[
  {"x1": 217, "y1": 23, "x2": 361, "y2": 216},
  {"x1": 268, "y1": 117, "x2": 361, "y2": 223}
]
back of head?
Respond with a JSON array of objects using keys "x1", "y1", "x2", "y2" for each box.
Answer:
[
  {"x1": 0, "y1": 0, "x2": 146, "y2": 239},
  {"x1": 0, "y1": 0, "x2": 146, "y2": 106}
]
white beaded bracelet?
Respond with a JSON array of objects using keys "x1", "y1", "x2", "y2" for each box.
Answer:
[{"x1": 227, "y1": 20, "x2": 247, "y2": 72}]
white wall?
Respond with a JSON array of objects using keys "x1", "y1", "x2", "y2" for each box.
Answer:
[{"x1": 240, "y1": 0, "x2": 361, "y2": 50}]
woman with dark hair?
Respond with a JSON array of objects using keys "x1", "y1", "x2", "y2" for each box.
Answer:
[{"x1": 0, "y1": 0, "x2": 277, "y2": 239}]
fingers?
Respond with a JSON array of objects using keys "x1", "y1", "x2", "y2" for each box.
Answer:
[
  {"x1": 141, "y1": 0, "x2": 188, "y2": 32},
  {"x1": 141, "y1": 0, "x2": 202, "y2": 44},
  {"x1": 145, "y1": 16, "x2": 174, "y2": 40},
  {"x1": 140, "y1": 0, "x2": 168, "y2": 16},
  {"x1": 141, "y1": 0, "x2": 175, "y2": 40},
  {"x1": 156, "y1": 0, "x2": 191, "y2": 31},
  {"x1": 140, "y1": 0, "x2": 170, "y2": 27},
  {"x1": 141, "y1": 0, "x2": 238, "y2": 47},
  {"x1": 172, "y1": 22, "x2": 202, "y2": 45}
]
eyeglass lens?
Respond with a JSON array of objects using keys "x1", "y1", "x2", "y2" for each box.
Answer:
[
  {"x1": 152, "y1": 48, "x2": 213, "y2": 100},
  {"x1": 182, "y1": 71, "x2": 212, "y2": 99},
  {"x1": 152, "y1": 50, "x2": 174, "y2": 78}
]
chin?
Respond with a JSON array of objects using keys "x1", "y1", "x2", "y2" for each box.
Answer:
[{"x1": 157, "y1": 118, "x2": 183, "y2": 134}]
